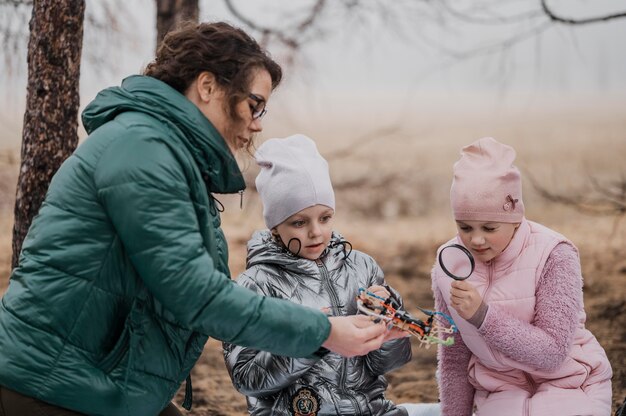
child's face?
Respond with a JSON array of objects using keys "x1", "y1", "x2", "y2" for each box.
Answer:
[
  {"x1": 273, "y1": 204, "x2": 334, "y2": 260},
  {"x1": 455, "y1": 220, "x2": 520, "y2": 263}
]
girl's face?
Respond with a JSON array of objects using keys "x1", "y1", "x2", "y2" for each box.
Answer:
[
  {"x1": 191, "y1": 68, "x2": 273, "y2": 154},
  {"x1": 455, "y1": 220, "x2": 520, "y2": 263},
  {"x1": 273, "y1": 204, "x2": 334, "y2": 260}
]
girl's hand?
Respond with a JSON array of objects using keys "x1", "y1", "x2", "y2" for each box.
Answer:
[
  {"x1": 383, "y1": 325, "x2": 411, "y2": 343},
  {"x1": 450, "y1": 280, "x2": 483, "y2": 320},
  {"x1": 365, "y1": 286, "x2": 410, "y2": 342},
  {"x1": 367, "y1": 285, "x2": 390, "y2": 299}
]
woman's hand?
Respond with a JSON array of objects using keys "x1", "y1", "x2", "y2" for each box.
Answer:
[
  {"x1": 322, "y1": 315, "x2": 386, "y2": 357},
  {"x1": 450, "y1": 280, "x2": 483, "y2": 320}
]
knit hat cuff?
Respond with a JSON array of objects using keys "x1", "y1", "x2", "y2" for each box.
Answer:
[{"x1": 453, "y1": 210, "x2": 524, "y2": 223}]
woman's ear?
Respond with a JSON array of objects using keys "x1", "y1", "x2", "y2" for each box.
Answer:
[{"x1": 196, "y1": 71, "x2": 217, "y2": 102}]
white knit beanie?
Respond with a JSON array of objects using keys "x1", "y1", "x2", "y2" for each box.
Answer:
[{"x1": 255, "y1": 134, "x2": 335, "y2": 229}]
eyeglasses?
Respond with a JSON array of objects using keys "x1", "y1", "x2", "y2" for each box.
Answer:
[{"x1": 248, "y1": 93, "x2": 267, "y2": 120}]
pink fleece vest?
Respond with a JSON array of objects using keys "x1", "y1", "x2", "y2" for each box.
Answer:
[{"x1": 433, "y1": 219, "x2": 612, "y2": 416}]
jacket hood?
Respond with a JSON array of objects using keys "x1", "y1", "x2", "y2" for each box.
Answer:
[
  {"x1": 81, "y1": 75, "x2": 245, "y2": 194},
  {"x1": 246, "y1": 230, "x2": 351, "y2": 273}
]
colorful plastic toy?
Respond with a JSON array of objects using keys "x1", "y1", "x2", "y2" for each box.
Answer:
[{"x1": 356, "y1": 288, "x2": 457, "y2": 347}]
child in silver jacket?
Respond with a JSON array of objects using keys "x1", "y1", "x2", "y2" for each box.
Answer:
[{"x1": 223, "y1": 134, "x2": 440, "y2": 416}]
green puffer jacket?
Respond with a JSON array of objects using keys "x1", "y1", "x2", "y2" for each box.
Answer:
[{"x1": 0, "y1": 75, "x2": 330, "y2": 416}]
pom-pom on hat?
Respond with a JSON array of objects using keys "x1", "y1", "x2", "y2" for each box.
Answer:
[
  {"x1": 450, "y1": 137, "x2": 524, "y2": 223},
  {"x1": 255, "y1": 134, "x2": 335, "y2": 229}
]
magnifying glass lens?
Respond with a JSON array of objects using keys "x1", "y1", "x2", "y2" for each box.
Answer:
[{"x1": 438, "y1": 244, "x2": 475, "y2": 281}]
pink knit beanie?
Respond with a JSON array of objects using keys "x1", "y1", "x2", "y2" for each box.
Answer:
[{"x1": 450, "y1": 137, "x2": 524, "y2": 223}]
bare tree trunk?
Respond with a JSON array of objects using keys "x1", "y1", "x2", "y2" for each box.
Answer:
[
  {"x1": 155, "y1": 0, "x2": 199, "y2": 50},
  {"x1": 11, "y1": 0, "x2": 85, "y2": 269}
]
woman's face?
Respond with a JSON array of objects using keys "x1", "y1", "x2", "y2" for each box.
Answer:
[
  {"x1": 455, "y1": 220, "x2": 520, "y2": 263},
  {"x1": 191, "y1": 68, "x2": 273, "y2": 154}
]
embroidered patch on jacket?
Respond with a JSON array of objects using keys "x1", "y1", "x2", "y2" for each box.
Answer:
[{"x1": 290, "y1": 386, "x2": 321, "y2": 416}]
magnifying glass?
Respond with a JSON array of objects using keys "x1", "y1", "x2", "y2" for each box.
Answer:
[{"x1": 438, "y1": 244, "x2": 475, "y2": 281}]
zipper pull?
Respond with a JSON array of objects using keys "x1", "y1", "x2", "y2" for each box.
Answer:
[{"x1": 238, "y1": 190, "x2": 244, "y2": 209}]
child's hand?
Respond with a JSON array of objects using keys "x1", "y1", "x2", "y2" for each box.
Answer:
[
  {"x1": 367, "y1": 285, "x2": 390, "y2": 299},
  {"x1": 383, "y1": 326, "x2": 411, "y2": 343},
  {"x1": 450, "y1": 280, "x2": 483, "y2": 320}
]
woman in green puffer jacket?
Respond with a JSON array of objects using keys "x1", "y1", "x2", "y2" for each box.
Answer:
[{"x1": 0, "y1": 22, "x2": 387, "y2": 416}]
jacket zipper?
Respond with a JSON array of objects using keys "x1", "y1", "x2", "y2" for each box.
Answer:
[
  {"x1": 99, "y1": 328, "x2": 130, "y2": 374},
  {"x1": 317, "y1": 261, "x2": 341, "y2": 316},
  {"x1": 338, "y1": 361, "x2": 363, "y2": 416},
  {"x1": 346, "y1": 392, "x2": 363, "y2": 415},
  {"x1": 482, "y1": 261, "x2": 509, "y2": 369},
  {"x1": 523, "y1": 397, "x2": 529, "y2": 416},
  {"x1": 483, "y1": 260, "x2": 494, "y2": 300},
  {"x1": 317, "y1": 260, "x2": 362, "y2": 415},
  {"x1": 485, "y1": 260, "x2": 536, "y2": 409}
]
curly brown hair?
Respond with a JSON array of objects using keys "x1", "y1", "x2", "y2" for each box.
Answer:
[{"x1": 144, "y1": 21, "x2": 282, "y2": 121}]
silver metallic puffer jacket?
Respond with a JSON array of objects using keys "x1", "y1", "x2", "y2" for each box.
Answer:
[{"x1": 223, "y1": 230, "x2": 412, "y2": 416}]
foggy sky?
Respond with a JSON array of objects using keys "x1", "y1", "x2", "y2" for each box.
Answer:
[{"x1": 1, "y1": 0, "x2": 625, "y2": 146}]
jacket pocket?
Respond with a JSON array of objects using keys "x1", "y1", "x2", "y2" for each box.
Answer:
[{"x1": 98, "y1": 325, "x2": 130, "y2": 374}]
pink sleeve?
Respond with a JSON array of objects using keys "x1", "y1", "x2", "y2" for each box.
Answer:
[
  {"x1": 434, "y1": 286, "x2": 475, "y2": 416},
  {"x1": 478, "y1": 243, "x2": 581, "y2": 372}
]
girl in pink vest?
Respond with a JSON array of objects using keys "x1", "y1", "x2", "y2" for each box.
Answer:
[{"x1": 431, "y1": 137, "x2": 612, "y2": 416}]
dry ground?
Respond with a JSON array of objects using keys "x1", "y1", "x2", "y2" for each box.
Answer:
[{"x1": 0, "y1": 111, "x2": 625, "y2": 414}]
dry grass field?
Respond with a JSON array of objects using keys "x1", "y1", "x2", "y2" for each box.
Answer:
[{"x1": 0, "y1": 109, "x2": 624, "y2": 414}]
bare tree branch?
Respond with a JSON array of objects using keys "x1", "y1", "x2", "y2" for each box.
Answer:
[
  {"x1": 588, "y1": 175, "x2": 626, "y2": 207},
  {"x1": 326, "y1": 126, "x2": 406, "y2": 161},
  {"x1": 0, "y1": 0, "x2": 32, "y2": 5},
  {"x1": 414, "y1": 19, "x2": 553, "y2": 61},
  {"x1": 526, "y1": 170, "x2": 626, "y2": 217},
  {"x1": 82, "y1": 0, "x2": 139, "y2": 76},
  {"x1": 440, "y1": 0, "x2": 543, "y2": 25},
  {"x1": 541, "y1": 0, "x2": 626, "y2": 25},
  {"x1": 333, "y1": 172, "x2": 399, "y2": 191},
  {"x1": 0, "y1": 1, "x2": 31, "y2": 74},
  {"x1": 1, "y1": 0, "x2": 137, "y2": 79},
  {"x1": 224, "y1": 0, "x2": 328, "y2": 52}
]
